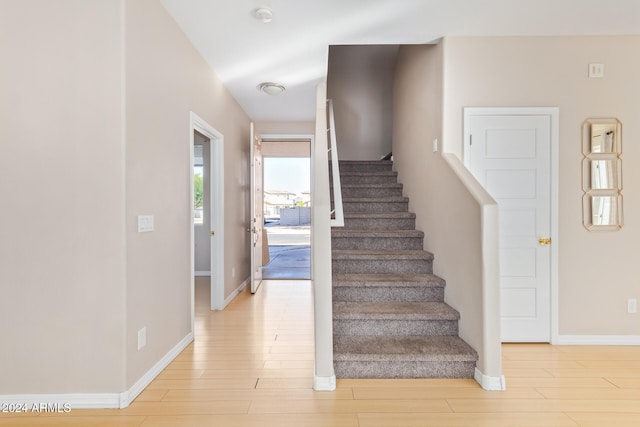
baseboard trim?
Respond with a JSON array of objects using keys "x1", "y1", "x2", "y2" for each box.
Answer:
[
  {"x1": 119, "y1": 332, "x2": 194, "y2": 408},
  {"x1": 222, "y1": 278, "x2": 249, "y2": 309},
  {"x1": 474, "y1": 368, "x2": 506, "y2": 391},
  {"x1": 313, "y1": 374, "x2": 336, "y2": 391},
  {"x1": 0, "y1": 332, "x2": 194, "y2": 409},
  {"x1": 194, "y1": 271, "x2": 211, "y2": 277},
  {"x1": 554, "y1": 335, "x2": 640, "y2": 345}
]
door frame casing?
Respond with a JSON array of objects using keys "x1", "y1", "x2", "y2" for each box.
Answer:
[
  {"x1": 190, "y1": 112, "x2": 225, "y2": 323},
  {"x1": 463, "y1": 107, "x2": 559, "y2": 344}
]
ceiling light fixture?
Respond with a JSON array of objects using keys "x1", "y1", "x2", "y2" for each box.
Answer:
[
  {"x1": 254, "y1": 7, "x2": 273, "y2": 23},
  {"x1": 258, "y1": 82, "x2": 285, "y2": 96}
]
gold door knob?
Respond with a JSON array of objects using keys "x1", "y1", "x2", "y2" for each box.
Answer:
[
  {"x1": 210, "y1": 231, "x2": 215, "y2": 236},
  {"x1": 539, "y1": 237, "x2": 551, "y2": 245}
]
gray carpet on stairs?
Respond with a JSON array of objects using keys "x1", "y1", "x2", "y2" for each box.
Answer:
[{"x1": 331, "y1": 160, "x2": 478, "y2": 379}]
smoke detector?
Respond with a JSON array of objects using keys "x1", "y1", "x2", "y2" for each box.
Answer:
[{"x1": 254, "y1": 7, "x2": 273, "y2": 23}]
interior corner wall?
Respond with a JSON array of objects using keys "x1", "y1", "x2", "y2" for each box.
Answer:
[
  {"x1": 392, "y1": 44, "x2": 493, "y2": 374},
  {"x1": 0, "y1": 0, "x2": 126, "y2": 393},
  {"x1": 442, "y1": 36, "x2": 640, "y2": 337},
  {"x1": 327, "y1": 45, "x2": 398, "y2": 160},
  {"x1": 125, "y1": 0, "x2": 251, "y2": 387}
]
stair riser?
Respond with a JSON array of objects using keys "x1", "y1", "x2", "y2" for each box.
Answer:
[
  {"x1": 331, "y1": 236, "x2": 423, "y2": 251},
  {"x1": 335, "y1": 162, "x2": 393, "y2": 173},
  {"x1": 333, "y1": 259, "x2": 433, "y2": 274},
  {"x1": 343, "y1": 201, "x2": 408, "y2": 213},
  {"x1": 339, "y1": 174, "x2": 398, "y2": 185},
  {"x1": 333, "y1": 319, "x2": 458, "y2": 336},
  {"x1": 339, "y1": 187, "x2": 404, "y2": 198},
  {"x1": 333, "y1": 287, "x2": 444, "y2": 303},
  {"x1": 342, "y1": 217, "x2": 416, "y2": 230},
  {"x1": 334, "y1": 361, "x2": 476, "y2": 379}
]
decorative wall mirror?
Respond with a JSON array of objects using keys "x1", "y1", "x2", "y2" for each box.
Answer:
[{"x1": 581, "y1": 118, "x2": 623, "y2": 231}]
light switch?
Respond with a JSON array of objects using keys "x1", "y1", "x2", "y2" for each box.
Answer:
[
  {"x1": 588, "y1": 63, "x2": 604, "y2": 78},
  {"x1": 138, "y1": 215, "x2": 154, "y2": 232}
]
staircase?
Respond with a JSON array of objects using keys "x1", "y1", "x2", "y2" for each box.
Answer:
[{"x1": 331, "y1": 160, "x2": 478, "y2": 378}]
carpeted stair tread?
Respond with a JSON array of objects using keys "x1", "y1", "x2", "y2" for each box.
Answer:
[
  {"x1": 333, "y1": 301, "x2": 460, "y2": 320},
  {"x1": 332, "y1": 273, "x2": 445, "y2": 288},
  {"x1": 338, "y1": 160, "x2": 394, "y2": 166},
  {"x1": 338, "y1": 183, "x2": 403, "y2": 190},
  {"x1": 334, "y1": 336, "x2": 478, "y2": 362},
  {"x1": 343, "y1": 212, "x2": 416, "y2": 219},
  {"x1": 331, "y1": 229, "x2": 424, "y2": 238},
  {"x1": 343, "y1": 196, "x2": 409, "y2": 203},
  {"x1": 332, "y1": 249, "x2": 434, "y2": 260}
]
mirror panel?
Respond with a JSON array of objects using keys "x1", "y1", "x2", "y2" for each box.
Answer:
[
  {"x1": 592, "y1": 196, "x2": 618, "y2": 226},
  {"x1": 582, "y1": 193, "x2": 623, "y2": 231},
  {"x1": 590, "y1": 123, "x2": 617, "y2": 153},
  {"x1": 590, "y1": 159, "x2": 617, "y2": 190}
]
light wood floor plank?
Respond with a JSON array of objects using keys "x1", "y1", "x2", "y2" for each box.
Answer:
[
  {"x1": 447, "y1": 398, "x2": 640, "y2": 413},
  {"x1": 139, "y1": 413, "x2": 359, "y2": 427},
  {"x1": 247, "y1": 399, "x2": 452, "y2": 414},
  {"x1": 566, "y1": 412, "x2": 640, "y2": 427},
  {"x1": 255, "y1": 377, "x2": 314, "y2": 389},
  {"x1": 357, "y1": 412, "x2": 579, "y2": 427},
  {"x1": 504, "y1": 377, "x2": 617, "y2": 388},
  {"x1": 536, "y1": 387, "x2": 640, "y2": 400},
  {"x1": 501, "y1": 368, "x2": 554, "y2": 378},
  {"x1": 0, "y1": 416, "x2": 146, "y2": 426},
  {"x1": 196, "y1": 368, "x2": 313, "y2": 379},
  {"x1": 352, "y1": 386, "x2": 544, "y2": 400},
  {"x1": 546, "y1": 368, "x2": 640, "y2": 378},
  {"x1": 607, "y1": 377, "x2": 640, "y2": 388},
  {"x1": 160, "y1": 388, "x2": 355, "y2": 402},
  {"x1": 133, "y1": 388, "x2": 169, "y2": 402}
]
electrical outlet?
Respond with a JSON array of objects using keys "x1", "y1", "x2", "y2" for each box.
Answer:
[
  {"x1": 628, "y1": 299, "x2": 637, "y2": 314},
  {"x1": 231, "y1": 267, "x2": 236, "y2": 278},
  {"x1": 433, "y1": 138, "x2": 439, "y2": 153},
  {"x1": 138, "y1": 327, "x2": 147, "y2": 350}
]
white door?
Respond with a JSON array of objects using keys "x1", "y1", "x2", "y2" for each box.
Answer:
[
  {"x1": 465, "y1": 109, "x2": 554, "y2": 342},
  {"x1": 250, "y1": 123, "x2": 264, "y2": 293}
]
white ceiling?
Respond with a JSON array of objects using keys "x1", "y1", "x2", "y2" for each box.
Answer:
[{"x1": 160, "y1": 0, "x2": 640, "y2": 122}]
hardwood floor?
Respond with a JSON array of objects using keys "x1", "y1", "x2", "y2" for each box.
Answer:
[{"x1": 2, "y1": 279, "x2": 640, "y2": 426}]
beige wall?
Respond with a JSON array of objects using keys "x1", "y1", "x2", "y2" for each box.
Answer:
[
  {"x1": 328, "y1": 45, "x2": 398, "y2": 160},
  {"x1": 393, "y1": 44, "x2": 501, "y2": 378},
  {"x1": 125, "y1": 0, "x2": 251, "y2": 386},
  {"x1": 255, "y1": 121, "x2": 314, "y2": 135},
  {"x1": 0, "y1": 0, "x2": 126, "y2": 393},
  {"x1": 442, "y1": 36, "x2": 640, "y2": 337},
  {"x1": 0, "y1": 0, "x2": 251, "y2": 395}
]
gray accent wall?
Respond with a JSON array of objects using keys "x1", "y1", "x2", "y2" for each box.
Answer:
[{"x1": 328, "y1": 45, "x2": 399, "y2": 160}]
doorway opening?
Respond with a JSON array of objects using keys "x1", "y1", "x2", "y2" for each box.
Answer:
[
  {"x1": 260, "y1": 139, "x2": 312, "y2": 280},
  {"x1": 190, "y1": 112, "x2": 224, "y2": 325}
]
